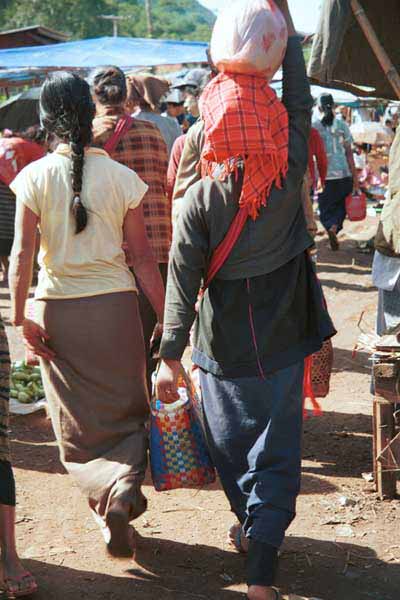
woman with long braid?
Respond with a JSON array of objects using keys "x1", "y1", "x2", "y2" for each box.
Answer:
[{"x1": 8, "y1": 72, "x2": 165, "y2": 557}]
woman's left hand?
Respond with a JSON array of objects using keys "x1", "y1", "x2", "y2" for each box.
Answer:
[
  {"x1": 21, "y1": 318, "x2": 56, "y2": 361},
  {"x1": 156, "y1": 359, "x2": 181, "y2": 404},
  {"x1": 353, "y1": 180, "x2": 361, "y2": 194}
]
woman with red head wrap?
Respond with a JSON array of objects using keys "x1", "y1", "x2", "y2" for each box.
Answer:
[{"x1": 157, "y1": 2, "x2": 335, "y2": 598}]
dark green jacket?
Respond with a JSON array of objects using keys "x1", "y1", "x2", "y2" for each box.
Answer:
[{"x1": 160, "y1": 38, "x2": 326, "y2": 369}]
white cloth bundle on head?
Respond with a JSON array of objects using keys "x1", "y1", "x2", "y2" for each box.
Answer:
[{"x1": 210, "y1": 0, "x2": 288, "y2": 78}]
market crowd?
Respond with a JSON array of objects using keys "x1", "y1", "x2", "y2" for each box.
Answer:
[{"x1": 0, "y1": 0, "x2": 398, "y2": 599}]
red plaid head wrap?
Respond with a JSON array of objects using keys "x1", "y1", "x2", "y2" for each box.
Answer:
[{"x1": 199, "y1": 72, "x2": 288, "y2": 220}]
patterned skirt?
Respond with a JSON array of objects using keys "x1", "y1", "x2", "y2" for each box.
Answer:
[{"x1": 0, "y1": 318, "x2": 11, "y2": 463}]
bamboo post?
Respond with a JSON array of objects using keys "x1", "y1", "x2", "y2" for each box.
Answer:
[
  {"x1": 145, "y1": 0, "x2": 154, "y2": 38},
  {"x1": 374, "y1": 397, "x2": 397, "y2": 499},
  {"x1": 351, "y1": 0, "x2": 400, "y2": 100}
]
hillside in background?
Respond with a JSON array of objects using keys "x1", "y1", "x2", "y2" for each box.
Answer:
[{"x1": 0, "y1": 0, "x2": 215, "y2": 42}]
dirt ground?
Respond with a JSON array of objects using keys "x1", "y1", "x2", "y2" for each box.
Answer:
[{"x1": 4, "y1": 217, "x2": 400, "y2": 600}]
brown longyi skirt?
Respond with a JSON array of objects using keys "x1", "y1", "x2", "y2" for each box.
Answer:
[{"x1": 36, "y1": 292, "x2": 149, "y2": 523}]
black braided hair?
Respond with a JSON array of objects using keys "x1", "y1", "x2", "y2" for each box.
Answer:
[{"x1": 39, "y1": 72, "x2": 96, "y2": 234}]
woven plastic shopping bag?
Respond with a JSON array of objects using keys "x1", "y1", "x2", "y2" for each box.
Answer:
[
  {"x1": 150, "y1": 367, "x2": 216, "y2": 492},
  {"x1": 311, "y1": 339, "x2": 334, "y2": 398}
]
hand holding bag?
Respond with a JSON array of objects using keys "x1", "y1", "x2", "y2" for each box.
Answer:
[
  {"x1": 345, "y1": 191, "x2": 367, "y2": 222},
  {"x1": 150, "y1": 366, "x2": 216, "y2": 492}
]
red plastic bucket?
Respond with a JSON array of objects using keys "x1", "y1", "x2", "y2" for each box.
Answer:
[{"x1": 345, "y1": 192, "x2": 367, "y2": 222}]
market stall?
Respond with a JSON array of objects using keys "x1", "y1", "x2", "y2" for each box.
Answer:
[
  {"x1": 308, "y1": 0, "x2": 400, "y2": 99},
  {"x1": 310, "y1": 0, "x2": 400, "y2": 498},
  {"x1": 0, "y1": 35, "x2": 209, "y2": 71},
  {"x1": 0, "y1": 87, "x2": 40, "y2": 131},
  {"x1": 0, "y1": 35, "x2": 209, "y2": 131}
]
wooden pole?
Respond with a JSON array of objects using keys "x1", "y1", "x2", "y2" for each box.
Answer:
[
  {"x1": 98, "y1": 15, "x2": 126, "y2": 38},
  {"x1": 374, "y1": 397, "x2": 397, "y2": 499},
  {"x1": 351, "y1": 0, "x2": 400, "y2": 99},
  {"x1": 145, "y1": 0, "x2": 154, "y2": 38}
]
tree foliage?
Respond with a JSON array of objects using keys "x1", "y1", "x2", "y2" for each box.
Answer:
[{"x1": 0, "y1": 0, "x2": 215, "y2": 41}]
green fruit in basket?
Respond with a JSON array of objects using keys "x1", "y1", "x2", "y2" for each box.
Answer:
[
  {"x1": 30, "y1": 373, "x2": 42, "y2": 382},
  {"x1": 10, "y1": 389, "x2": 18, "y2": 399},
  {"x1": 30, "y1": 383, "x2": 40, "y2": 398},
  {"x1": 13, "y1": 372, "x2": 30, "y2": 382},
  {"x1": 18, "y1": 392, "x2": 31, "y2": 404}
]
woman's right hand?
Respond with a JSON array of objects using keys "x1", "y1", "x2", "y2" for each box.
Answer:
[
  {"x1": 273, "y1": 0, "x2": 295, "y2": 36},
  {"x1": 156, "y1": 359, "x2": 181, "y2": 404},
  {"x1": 21, "y1": 318, "x2": 55, "y2": 361},
  {"x1": 274, "y1": 0, "x2": 290, "y2": 17}
]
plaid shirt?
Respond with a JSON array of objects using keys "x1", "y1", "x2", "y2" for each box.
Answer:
[{"x1": 93, "y1": 108, "x2": 171, "y2": 263}]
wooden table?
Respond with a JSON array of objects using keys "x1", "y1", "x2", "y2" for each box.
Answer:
[{"x1": 373, "y1": 360, "x2": 400, "y2": 499}]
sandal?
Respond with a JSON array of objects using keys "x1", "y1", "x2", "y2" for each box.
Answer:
[
  {"x1": 228, "y1": 523, "x2": 249, "y2": 554},
  {"x1": 3, "y1": 571, "x2": 38, "y2": 598}
]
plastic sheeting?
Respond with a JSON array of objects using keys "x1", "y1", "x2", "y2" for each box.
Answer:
[
  {"x1": 0, "y1": 36, "x2": 209, "y2": 69},
  {"x1": 0, "y1": 88, "x2": 40, "y2": 131},
  {"x1": 308, "y1": 0, "x2": 400, "y2": 100}
]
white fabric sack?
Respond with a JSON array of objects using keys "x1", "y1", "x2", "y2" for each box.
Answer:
[
  {"x1": 210, "y1": 0, "x2": 288, "y2": 78},
  {"x1": 10, "y1": 397, "x2": 47, "y2": 415}
]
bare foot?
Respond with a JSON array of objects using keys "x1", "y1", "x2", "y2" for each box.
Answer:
[
  {"x1": 228, "y1": 523, "x2": 249, "y2": 553},
  {"x1": 106, "y1": 500, "x2": 136, "y2": 558},
  {"x1": 247, "y1": 585, "x2": 279, "y2": 600},
  {"x1": 0, "y1": 553, "x2": 37, "y2": 598},
  {"x1": 327, "y1": 226, "x2": 339, "y2": 251}
]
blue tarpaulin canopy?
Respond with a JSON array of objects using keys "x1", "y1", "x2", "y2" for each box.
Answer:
[{"x1": 0, "y1": 36, "x2": 209, "y2": 69}]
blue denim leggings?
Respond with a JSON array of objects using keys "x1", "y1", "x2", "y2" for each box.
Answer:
[
  {"x1": 318, "y1": 177, "x2": 353, "y2": 233},
  {"x1": 199, "y1": 361, "x2": 304, "y2": 549}
]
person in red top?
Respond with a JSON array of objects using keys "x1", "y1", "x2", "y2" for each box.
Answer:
[
  {"x1": 0, "y1": 127, "x2": 46, "y2": 281},
  {"x1": 308, "y1": 126, "x2": 327, "y2": 194}
]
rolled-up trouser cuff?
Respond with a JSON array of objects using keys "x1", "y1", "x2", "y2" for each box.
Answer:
[
  {"x1": 244, "y1": 503, "x2": 296, "y2": 548},
  {"x1": 246, "y1": 540, "x2": 279, "y2": 586}
]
